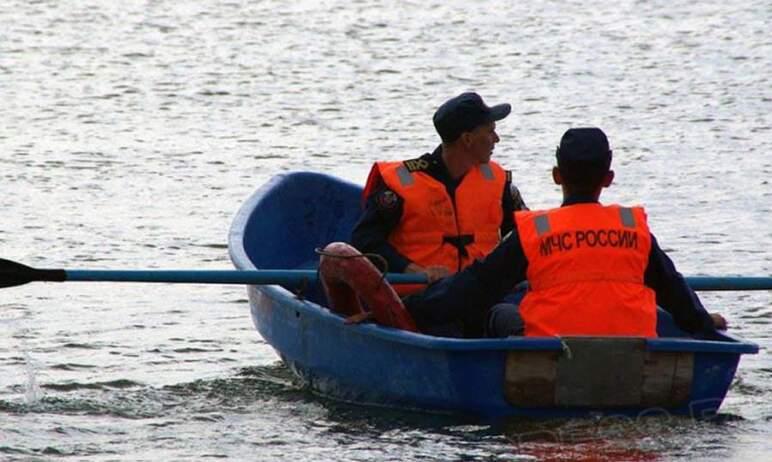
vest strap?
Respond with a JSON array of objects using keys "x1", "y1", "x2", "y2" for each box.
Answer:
[{"x1": 442, "y1": 234, "x2": 474, "y2": 258}]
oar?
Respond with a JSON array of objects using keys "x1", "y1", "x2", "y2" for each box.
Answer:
[
  {"x1": 0, "y1": 258, "x2": 426, "y2": 289},
  {"x1": 1, "y1": 258, "x2": 771, "y2": 291},
  {"x1": 685, "y1": 277, "x2": 772, "y2": 291}
]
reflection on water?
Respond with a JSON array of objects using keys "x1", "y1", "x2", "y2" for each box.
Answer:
[{"x1": 22, "y1": 349, "x2": 41, "y2": 405}]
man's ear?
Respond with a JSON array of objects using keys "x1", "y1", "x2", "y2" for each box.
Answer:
[
  {"x1": 602, "y1": 170, "x2": 615, "y2": 188},
  {"x1": 459, "y1": 131, "x2": 473, "y2": 147},
  {"x1": 552, "y1": 166, "x2": 563, "y2": 185}
]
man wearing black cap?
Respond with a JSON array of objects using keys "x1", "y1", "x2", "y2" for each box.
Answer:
[
  {"x1": 404, "y1": 127, "x2": 727, "y2": 338},
  {"x1": 351, "y1": 92, "x2": 528, "y2": 323}
]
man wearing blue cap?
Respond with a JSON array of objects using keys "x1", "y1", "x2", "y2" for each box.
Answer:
[
  {"x1": 351, "y1": 92, "x2": 528, "y2": 336},
  {"x1": 405, "y1": 127, "x2": 727, "y2": 338}
]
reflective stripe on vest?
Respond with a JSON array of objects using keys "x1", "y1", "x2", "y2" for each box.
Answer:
[
  {"x1": 396, "y1": 165, "x2": 414, "y2": 186},
  {"x1": 479, "y1": 163, "x2": 494, "y2": 180},
  {"x1": 534, "y1": 214, "x2": 550, "y2": 236},
  {"x1": 620, "y1": 207, "x2": 636, "y2": 228},
  {"x1": 515, "y1": 204, "x2": 657, "y2": 337}
]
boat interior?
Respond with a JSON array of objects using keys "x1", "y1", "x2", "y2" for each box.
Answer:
[{"x1": 238, "y1": 171, "x2": 734, "y2": 342}]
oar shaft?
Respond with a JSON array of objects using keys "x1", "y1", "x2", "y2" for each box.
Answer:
[
  {"x1": 63, "y1": 271, "x2": 772, "y2": 290},
  {"x1": 686, "y1": 277, "x2": 772, "y2": 291},
  {"x1": 22, "y1": 267, "x2": 772, "y2": 291},
  {"x1": 63, "y1": 269, "x2": 428, "y2": 286}
]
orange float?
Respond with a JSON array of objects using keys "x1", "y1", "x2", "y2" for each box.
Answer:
[{"x1": 319, "y1": 242, "x2": 418, "y2": 332}]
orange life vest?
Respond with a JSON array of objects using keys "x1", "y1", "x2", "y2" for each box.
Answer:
[
  {"x1": 515, "y1": 204, "x2": 657, "y2": 337},
  {"x1": 364, "y1": 159, "x2": 506, "y2": 294}
]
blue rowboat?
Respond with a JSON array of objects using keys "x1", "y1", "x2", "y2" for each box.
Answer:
[{"x1": 228, "y1": 171, "x2": 758, "y2": 419}]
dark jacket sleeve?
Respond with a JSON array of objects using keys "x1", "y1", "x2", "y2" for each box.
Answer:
[
  {"x1": 500, "y1": 179, "x2": 528, "y2": 236},
  {"x1": 350, "y1": 182, "x2": 412, "y2": 273},
  {"x1": 644, "y1": 234, "x2": 716, "y2": 335},
  {"x1": 404, "y1": 228, "x2": 528, "y2": 329}
]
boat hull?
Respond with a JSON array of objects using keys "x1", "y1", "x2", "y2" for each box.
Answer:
[{"x1": 229, "y1": 171, "x2": 758, "y2": 418}]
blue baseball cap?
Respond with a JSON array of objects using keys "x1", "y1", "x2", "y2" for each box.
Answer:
[
  {"x1": 556, "y1": 127, "x2": 612, "y2": 169},
  {"x1": 433, "y1": 92, "x2": 511, "y2": 143}
]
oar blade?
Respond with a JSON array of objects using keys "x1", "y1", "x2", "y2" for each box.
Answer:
[{"x1": 0, "y1": 258, "x2": 66, "y2": 288}]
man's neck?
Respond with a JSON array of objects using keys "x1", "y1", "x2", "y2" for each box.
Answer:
[
  {"x1": 561, "y1": 185, "x2": 603, "y2": 205},
  {"x1": 441, "y1": 145, "x2": 476, "y2": 180}
]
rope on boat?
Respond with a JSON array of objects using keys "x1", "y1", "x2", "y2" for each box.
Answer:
[{"x1": 559, "y1": 338, "x2": 573, "y2": 360}]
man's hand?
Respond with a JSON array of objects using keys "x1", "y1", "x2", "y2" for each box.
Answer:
[
  {"x1": 405, "y1": 263, "x2": 450, "y2": 283},
  {"x1": 710, "y1": 312, "x2": 728, "y2": 330}
]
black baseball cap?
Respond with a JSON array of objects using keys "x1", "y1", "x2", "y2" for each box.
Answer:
[
  {"x1": 433, "y1": 92, "x2": 511, "y2": 143},
  {"x1": 556, "y1": 127, "x2": 612, "y2": 170}
]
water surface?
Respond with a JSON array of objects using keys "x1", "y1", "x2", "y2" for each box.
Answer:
[{"x1": 1, "y1": 0, "x2": 770, "y2": 460}]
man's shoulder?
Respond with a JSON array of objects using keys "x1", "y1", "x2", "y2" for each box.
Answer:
[
  {"x1": 404, "y1": 147, "x2": 444, "y2": 173},
  {"x1": 482, "y1": 161, "x2": 510, "y2": 182},
  {"x1": 375, "y1": 153, "x2": 434, "y2": 173},
  {"x1": 402, "y1": 156, "x2": 432, "y2": 173},
  {"x1": 603, "y1": 203, "x2": 649, "y2": 220}
]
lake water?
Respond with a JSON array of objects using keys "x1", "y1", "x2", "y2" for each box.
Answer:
[{"x1": 1, "y1": 0, "x2": 770, "y2": 460}]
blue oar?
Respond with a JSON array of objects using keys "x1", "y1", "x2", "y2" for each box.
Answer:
[
  {"x1": 1, "y1": 258, "x2": 770, "y2": 291},
  {"x1": 685, "y1": 277, "x2": 772, "y2": 291},
  {"x1": 0, "y1": 258, "x2": 424, "y2": 289}
]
